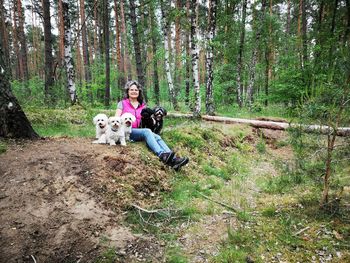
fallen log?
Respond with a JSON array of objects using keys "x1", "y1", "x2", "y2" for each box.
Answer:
[{"x1": 168, "y1": 113, "x2": 350, "y2": 137}]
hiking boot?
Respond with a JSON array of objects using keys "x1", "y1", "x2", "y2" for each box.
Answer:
[
  {"x1": 170, "y1": 157, "x2": 189, "y2": 171},
  {"x1": 159, "y1": 151, "x2": 175, "y2": 164}
]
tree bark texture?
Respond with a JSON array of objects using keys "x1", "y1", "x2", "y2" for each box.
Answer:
[
  {"x1": 103, "y1": 0, "x2": 110, "y2": 107},
  {"x1": 191, "y1": 0, "x2": 201, "y2": 117},
  {"x1": 205, "y1": 0, "x2": 217, "y2": 115},
  {"x1": 129, "y1": 0, "x2": 145, "y2": 91},
  {"x1": 0, "y1": 26, "x2": 39, "y2": 139},
  {"x1": 150, "y1": 2, "x2": 160, "y2": 105},
  {"x1": 62, "y1": 0, "x2": 77, "y2": 104},
  {"x1": 42, "y1": 0, "x2": 55, "y2": 105},
  {"x1": 236, "y1": 0, "x2": 247, "y2": 108},
  {"x1": 16, "y1": 0, "x2": 29, "y2": 82},
  {"x1": 160, "y1": 0, "x2": 177, "y2": 109},
  {"x1": 80, "y1": 0, "x2": 92, "y2": 103}
]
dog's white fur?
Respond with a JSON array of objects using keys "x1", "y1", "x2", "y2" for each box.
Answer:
[
  {"x1": 107, "y1": 116, "x2": 126, "y2": 146},
  {"x1": 121, "y1": 113, "x2": 136, "y2": 141},
  {"x1": 92, "y1": 114, "x2": 109, "y2": 144}
]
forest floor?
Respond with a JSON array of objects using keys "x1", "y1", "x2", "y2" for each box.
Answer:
[{"x1": 0, "y1": 120, "x2": 349, "y2": 262}]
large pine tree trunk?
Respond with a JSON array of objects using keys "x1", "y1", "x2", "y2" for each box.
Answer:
[
  {"x1": 236, "y1": 0, "x2": 247, "y2": 108},
  {"x1": 0, "y1": 0, "x2": 10, "y2": 74},
  {"x1": 0, "y1": 24, "x2": 39, "y2": 139},
  {"x1": 129, "y1": 0, "x2": 145, "y2": 90},
  {"x1": 160, "y1": 0, "x2": 177, "y2": 109},
  {"x1": 62, "y1": 0, "x2": 77, "y2": 104},
  {"x1": 80, "y1": 0, "x2": 92, "y2": 103},
  {"x1": 205, "y1": 0, "x2": 217, "y2": 115},
  {"x1": 42, "y1": 0, "x2": 55, "y2": 105},
  {"x1": 11, "y1": 1, "x2": 20, "y2": 80},
  {"x1": 191, "y1": 0, "x2": 201, "y2": 117},
  {"x1": 103, "y1": 0, "x2": 110, "y2": 107}
]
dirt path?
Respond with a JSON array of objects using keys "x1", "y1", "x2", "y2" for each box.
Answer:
[{"x1": 0, "y1": 138, "x2": 170, "y2": 262}]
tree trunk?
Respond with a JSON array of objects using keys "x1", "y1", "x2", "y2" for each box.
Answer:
[
  {"x1": 205, "y1": 0, "x2": 217, "y2": 115},
  {"x1": 58, "y1": 0, "x2": 65, "y2": 66},
  {"x1": 160, "y1": 0, "x2": 177, "y2": 109},
  {"x1": 129, "y1": 0, "x2": 145, "y2": 91},
  {"x1": 11, "y1": 1, "x2": 20, "y2": 80},
  {"x1": 80, "y1": 0, "x2": 92, "y2": 103},
  {"x1": 286, "y1": 0, "x2": 291, "y2": 34},
  {"x1": 247, "y1": 0, "x2": 266, "y2": 107},
  {"x1": 174, "y1": 0, "x2": 182, "y2": 106},
  {"x1": 62, "y1": 0, "x2": 77, "y2": 104},
  {"x1": 0, "y1": 0, "x2": 10, "y2": 74},
  {"x1": 0, "y1": 25, "x2": 39, "y2": 139},
  {"x1": 42, "y1": 0, "x2": 55, "y2": 105},
  {"x1": 16, "y1": 0, "x2": 29, "y2": 83},
  {"x1": 114, "y1": 0, "x2": 125, "y2": 96},
  {"x1": 120, "y1": 0, "x2": 131, "y2": 81},
  {"x1": 150, "y1": 2, "x2": 160, "y2": 105},
  {"x1": 236, "y1": 0, "x2": 247, "y2": 108},
  {"x1": 344, "y1": 0, "x2": 350, "y2": 43},
  {"x1": 191, "y1": 0, "x2": 201, "y2": 117},
  {"x1": 103, "y1": 0, "x2": 110, "y2": 107},
  {"x1": 185, "y1": 0, "x2": 191, "y2": 107}
]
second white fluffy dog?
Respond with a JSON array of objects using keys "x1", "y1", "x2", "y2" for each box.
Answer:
[
  {"x1": 121, "y1": 113, "x2": 136, "y2": 141},
  {"x1": 107, "y1": 116, "x2": 126, "y2": 146}
]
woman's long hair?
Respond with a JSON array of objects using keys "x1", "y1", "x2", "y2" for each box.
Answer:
[{"x1": 124, "y1": 80, "x2": 144, "y2": 104}]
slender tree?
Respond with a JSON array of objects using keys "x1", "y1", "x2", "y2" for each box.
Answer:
[
  {"x1": 205, "y1": 0, "x2": 217, "y2": 115},
  {"x1": 62, "y1": 0, "x2": 77, "y2": 104},
  {"x1": 160, "y1": 0, "x2": 177, "y2": 109},
  {"x1": 236, "y1": 0, "x2": 247, "y2": 108},
  {"x1": 129, "y1": 0, "x2": 145, "y2": 91},
  {"x1": 16, "y1": 0, "x2": 29, "y2": 83},
  {"x1": 80, "y1": 0, "x2": 92, "y2": 103},
  {"x1": 42, "y1": 0, "x2": 55, "y2": 105},
  {"x1": 191, "y1": 0, "x2": 201, "y2": 117},
  {"x1": 103, "y1": 0, "x2": 110, "y2": 106}
]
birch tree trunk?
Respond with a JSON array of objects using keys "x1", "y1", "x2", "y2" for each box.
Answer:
[
  {"x1": 62, "y1": 0, "x2": 77, "y2": 104},
  {"x1": 80, "y1": 0, "x2": 92, "y2": 103},
  {"x1": 191, "y1": 0, "x2": 201, "y2": 117},
  {"x1": 150, "y1": 2, "x2": 160, "y2": 105},
  {"x1": 205, "y1": 0, "x2": 217, "y2": 115},
  {"x1": 42, "y1": 0, "x2": 55, "y2": 105},
  {"x1": 185, "y1": 0, "x2": 191, "y2": 107},
  {"x1": 236, "y1": 0, "x2": 247, "y2": 108},
  {"x1": 160, "y1": 0, "x2": 177, "y2": 109}
]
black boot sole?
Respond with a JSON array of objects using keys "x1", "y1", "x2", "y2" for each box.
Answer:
[{"x1": 173, "y1": 157, "x2": 189, "y2": 171}]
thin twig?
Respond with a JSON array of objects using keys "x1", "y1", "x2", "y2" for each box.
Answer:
[
  {"x1": 131, "y1": 204, "x2": 167, "y2": 214},
  {"x1": 30, "y1": 255, "x2": 37, "y2": 263},
  {"x1": 293, "y1": 226, "x2": 310, "y2": 236},
  {"x1": 197, "y1": 192, "x2": 240, "y2": 213}
]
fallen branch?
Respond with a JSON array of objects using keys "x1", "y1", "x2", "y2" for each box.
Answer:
[
  {"x1": 293, "y1": 226, "x2": 310, "y2": 236},
  {"x1": 168, "y1": 113, "x2": 350, "y2": 137},
  {"x1": 197, "y1": 192, "x2": 241, "y2": 213}
]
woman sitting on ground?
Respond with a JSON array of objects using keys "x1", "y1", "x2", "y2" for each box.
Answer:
[{"x1": 115, "y1": 80, "x2": 189, "y2": 171}]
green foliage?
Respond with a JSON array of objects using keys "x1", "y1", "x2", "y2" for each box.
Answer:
[
  {"x1": 0, "y1": 141, "x2": 7, "y2": 154},
  {"x1": 165, "y1": 245, "x2": 188, "y2": 263}
]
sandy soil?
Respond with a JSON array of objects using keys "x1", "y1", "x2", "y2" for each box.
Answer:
[{"x1": 0, "y1": 137, "x2": 170, "y2": 263}]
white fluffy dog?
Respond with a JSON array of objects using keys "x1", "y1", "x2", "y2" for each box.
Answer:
[
  {"x1": 92, "y1": 113, "x2": 109, "y2": 144},
  {"x1": 107, "y1": 116, "x2": 126, "y2": 146},
  {"x1": 121, "y1": 113, "x2": 136, "y2": 141}
]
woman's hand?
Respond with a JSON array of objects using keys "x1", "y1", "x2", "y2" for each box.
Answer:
[{"x1": 115, "y1": 108, "x2": 122, "y2": 117}]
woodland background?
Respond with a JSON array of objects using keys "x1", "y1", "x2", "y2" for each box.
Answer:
[{"x1": 0, "y1": 0, "x2": 349, "y2": 117}]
